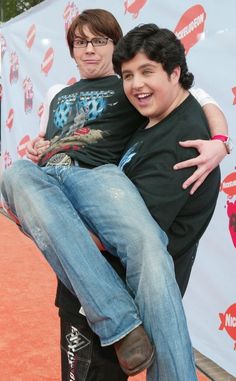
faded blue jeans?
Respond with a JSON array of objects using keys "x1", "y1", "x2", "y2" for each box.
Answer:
[{"x1": 1, "y1": 160, "x2": 197, "y2": 381}]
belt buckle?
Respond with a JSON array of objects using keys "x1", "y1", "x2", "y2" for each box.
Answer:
[{"x1": 46, "y1": 153, "x2": 72, "y2": 167}]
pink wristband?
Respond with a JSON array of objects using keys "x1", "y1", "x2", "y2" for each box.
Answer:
[{"x1": 212, "y1": 134, "x2": 228, "y2": 142}]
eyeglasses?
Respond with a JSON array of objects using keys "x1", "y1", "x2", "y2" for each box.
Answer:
[{"x1": 73, "y1": 37, "x2": 113, "y2": 48}]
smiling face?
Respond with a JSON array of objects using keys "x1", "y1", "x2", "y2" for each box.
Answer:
[
  {"x1": 122, "y1": 52, "x2": 185, "y2": 127},
  {"x1": 73, "y1": 25, "x2": 115, "y2": 79}
]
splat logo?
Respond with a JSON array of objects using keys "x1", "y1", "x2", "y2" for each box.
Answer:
[
  {"x1": 124, "y1": 0, "x2": 148, "y2": 19},
  {"x1": 0, "y1": 33, "x2": 7, "y2": 59},
  {"x1": 41, "y1": 47, "x2": 54, "y2": 75},
  {"x1": 232, "y1": 87, "x2": 236, "y2": 105},
  {"x1": 220, "y1": 172, "x2": 236, "y2": 248},
  {"x1": 26, "y1": 24, "x2": 36, "y2": 49},
  {"x1": 63, "y1": 2, "x2": 79, "y2": 33},
  {"x1": 23, "y1": 77, "x2": 34, "y2": 113},
  {"x1": 3, "y1": 151, "x2": 12, "y2": 169},
  {"x1": 174, "y1": 4, "x2": 206, "y2": 54},
  {"x1": 9, "y1": 52, "x2": 19, "y2": 84},
  {"x1": 219, "y1": 303, "x2": 236, "y2": 349},
  {"x1": 226, "y1": 201, "x2": 236, "y2": 248}
]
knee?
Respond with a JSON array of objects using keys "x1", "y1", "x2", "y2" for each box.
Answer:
[
  {"x1": 128, "y1": 221, "x2": 168, "y2": 252},
  {"x1": 1, "y1": 160, "x2": 32, "y2": 196}
]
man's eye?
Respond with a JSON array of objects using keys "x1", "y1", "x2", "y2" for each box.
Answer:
[
  {"x1": 143, "y1": 70, "x2": 153, "y2": 75},
  {"x1": 94, "y1": 38, "x2": 105, "y2": 45},
  {"x1": 74, "y1": 40, "x2": 86, "y2": 46},
  {"x1": 123, "y1": 74, "x2": 132, "y2": 80}
]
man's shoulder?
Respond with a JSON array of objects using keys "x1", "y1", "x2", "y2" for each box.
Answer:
[{"x1": 174, "y1": 94, "x2": 209, "y2": 137}]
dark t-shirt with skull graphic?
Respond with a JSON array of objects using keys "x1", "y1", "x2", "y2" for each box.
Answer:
[{"x1": 39, "y1": 75, "x2": 145, "y2": 167}]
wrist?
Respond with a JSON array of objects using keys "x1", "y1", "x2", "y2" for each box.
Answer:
[{"x1": 211, "y1": 135, "x2": 233, "y2": 154}]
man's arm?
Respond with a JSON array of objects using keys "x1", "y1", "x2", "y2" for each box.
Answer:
[{"x1": 175, "y1": 89, "x2": 229, "y2": 194}]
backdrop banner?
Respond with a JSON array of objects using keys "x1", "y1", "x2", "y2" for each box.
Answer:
[{"x1": 1, "y1": 0, "x2": 236, "y2": 376}]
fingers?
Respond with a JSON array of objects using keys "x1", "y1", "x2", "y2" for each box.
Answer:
[
  {"x1": 174, "y1": 157, "x2": 201, "y2": 170},
  {"x1": 26, "y1": 139, "x2": 38, "y2": 155},
  {"x1": 189, "y1": 172, "x2": 209, "y2": 195},
  {"x1": 182, "y1": 166, "x2": 210, "y2": 194},
  {"x1": 178, "y1": 140, "x2": 201, "y2": 148},
  {"x1": 182, "y1": 168, "x2": 203, "y2": 190},
  {"x1": 26, "y1": 152, "x2": 40, "y2": 163}
]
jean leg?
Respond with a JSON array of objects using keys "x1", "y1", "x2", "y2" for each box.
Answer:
[
  {"x1": 62, "y1": 164, "x2": 197, "y2": 381},
  {"x1": 1, "y1": 160, "x2": 142, "y2": 345}
]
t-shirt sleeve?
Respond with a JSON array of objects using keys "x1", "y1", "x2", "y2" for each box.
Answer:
[
  {"x1": 190, "y1": 87, "x2": 222, "y2": 110},
  {"x1": 39, "y1": 84, "x2": 67, "y2": 134}
]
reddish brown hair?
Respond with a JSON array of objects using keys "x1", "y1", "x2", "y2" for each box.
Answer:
[{"x1": 67, "y1": 9, "x2": 123, "y2": 57}]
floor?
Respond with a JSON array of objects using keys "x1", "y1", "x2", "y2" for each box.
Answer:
[{"x1": 0, "y1": 211, "x2": 229, "y2": 380}]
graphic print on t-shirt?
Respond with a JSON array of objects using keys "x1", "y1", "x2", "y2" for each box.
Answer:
[
  {"x1": 119, "y1": 142, "x2": 141, "y2": 170},
  {"x1": 39, "y1": 89, "x2": 115, "y2": 166}
]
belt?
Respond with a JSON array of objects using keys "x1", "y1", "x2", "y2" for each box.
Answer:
[{"x1": 45, "y1": 153, "x2": 79, "y2": 167}]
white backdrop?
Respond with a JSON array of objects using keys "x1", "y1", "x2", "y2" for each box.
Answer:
[{"x1": 1, "y1": 0, "x2": 236, "y2": 376}]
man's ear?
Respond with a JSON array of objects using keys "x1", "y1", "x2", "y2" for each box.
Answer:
[{"x1": 171, "y1": 66, "x2": 181, "y2": 83}]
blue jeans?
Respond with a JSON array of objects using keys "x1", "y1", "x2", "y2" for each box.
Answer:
[{"x1": 1, "y1": 160, "x2": 197, "y2": 381}]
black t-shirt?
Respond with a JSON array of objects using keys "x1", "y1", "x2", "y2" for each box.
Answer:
[
  {"x1": 56, "y1": 94, "x2": 220, "y2": 320},
  {"x1": 121, "y1": 94, "x2": 220, "y2": 258},
  {"x1": 39, "y1": 75, "x2": 145, "y2": 167}
]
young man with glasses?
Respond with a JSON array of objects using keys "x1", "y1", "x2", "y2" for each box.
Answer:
[{"x1": 1, "y1": 8, "x2": 229, "y2": 381}]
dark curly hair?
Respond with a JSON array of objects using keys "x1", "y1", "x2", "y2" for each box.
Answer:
[{"x1": 113, "y1": 23, "x2": 194, "y2": 90}]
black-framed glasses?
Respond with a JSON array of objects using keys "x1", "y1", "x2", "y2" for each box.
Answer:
[{"x1": 73, "y1": 37, "x2": 113, "y2": 48}]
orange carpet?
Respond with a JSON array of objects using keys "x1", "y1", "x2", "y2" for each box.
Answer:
[{"x1": 0, "y1": 213, "x2": 209, "y2": 380}]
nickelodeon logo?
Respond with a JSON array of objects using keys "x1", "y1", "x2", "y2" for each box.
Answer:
[
  {"x1": 225, "y1": 314, "x2": 236, "y2": 327},
  {"x1": 219, "y1": 304, "x2": 236, "y2": 344},
  {"x1": 220, "y1": 172, "x2": 236, "y2": 197},
  {"x1": 174, "y1": 4, "x2": 206, "y2": 54}
]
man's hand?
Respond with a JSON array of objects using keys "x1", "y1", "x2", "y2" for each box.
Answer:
[
  {"x1": 174, "y1": 139, "x2": 227, "y2": 195},
  {"x1": 26, "y1": 132, "x2": 50, "y2": 163}
]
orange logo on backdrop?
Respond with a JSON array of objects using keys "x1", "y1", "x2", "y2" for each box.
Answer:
[
  {"x1": 232, "y1": 87, "x2": 236, "y2": 105},
  {"x1": 219, "y1": 304, "x2": 236, "y2": 348},
  {"x1": 6, "y1": 108, "x2": 14, "y2": 130},
  {"x1": 221, "y1": 172, "x2": 236, "y2": 198},
  {"x1": 174, "y1": 4, "x2": 206, "y2": 54},
  {"x1": 41, "y1": 47, "x2": 54, "y2": 75},
  {"x1": 124, "y1": 0, "x2": 148, "y2": 18},
  {"x1": 26, "y1": 24, "x2": 36, "y2": 49},
  {"x1": 17, "y1": 135, "x2": 30, "y2": 158},
  {"x1": 38, "y1": 103, "x2": 44, "y2": 119}
]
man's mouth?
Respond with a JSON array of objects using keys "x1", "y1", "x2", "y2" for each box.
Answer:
[{"x1": 135, "y1": 93, "x2": 152, "y2": 104}]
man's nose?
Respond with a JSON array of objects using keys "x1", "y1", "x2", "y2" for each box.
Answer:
[
  {"x1": 85, "y1": 41, "x2": 95, "y2": 53},
  {"x1": 132, "y1": 75, "x2": 144, "y2": 89}
]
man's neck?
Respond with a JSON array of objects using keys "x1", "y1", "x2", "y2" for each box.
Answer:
[{"x1": 146, "y1": 88, "x2": 189, "y2": 128}]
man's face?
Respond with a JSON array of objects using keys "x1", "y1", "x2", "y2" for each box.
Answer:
[
  {"x1": 122, "y1": 52, "x2": 181, "y2": 127},
  {"x1": 73, "y1": 25, "x2": 115, "y2": 79}
]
